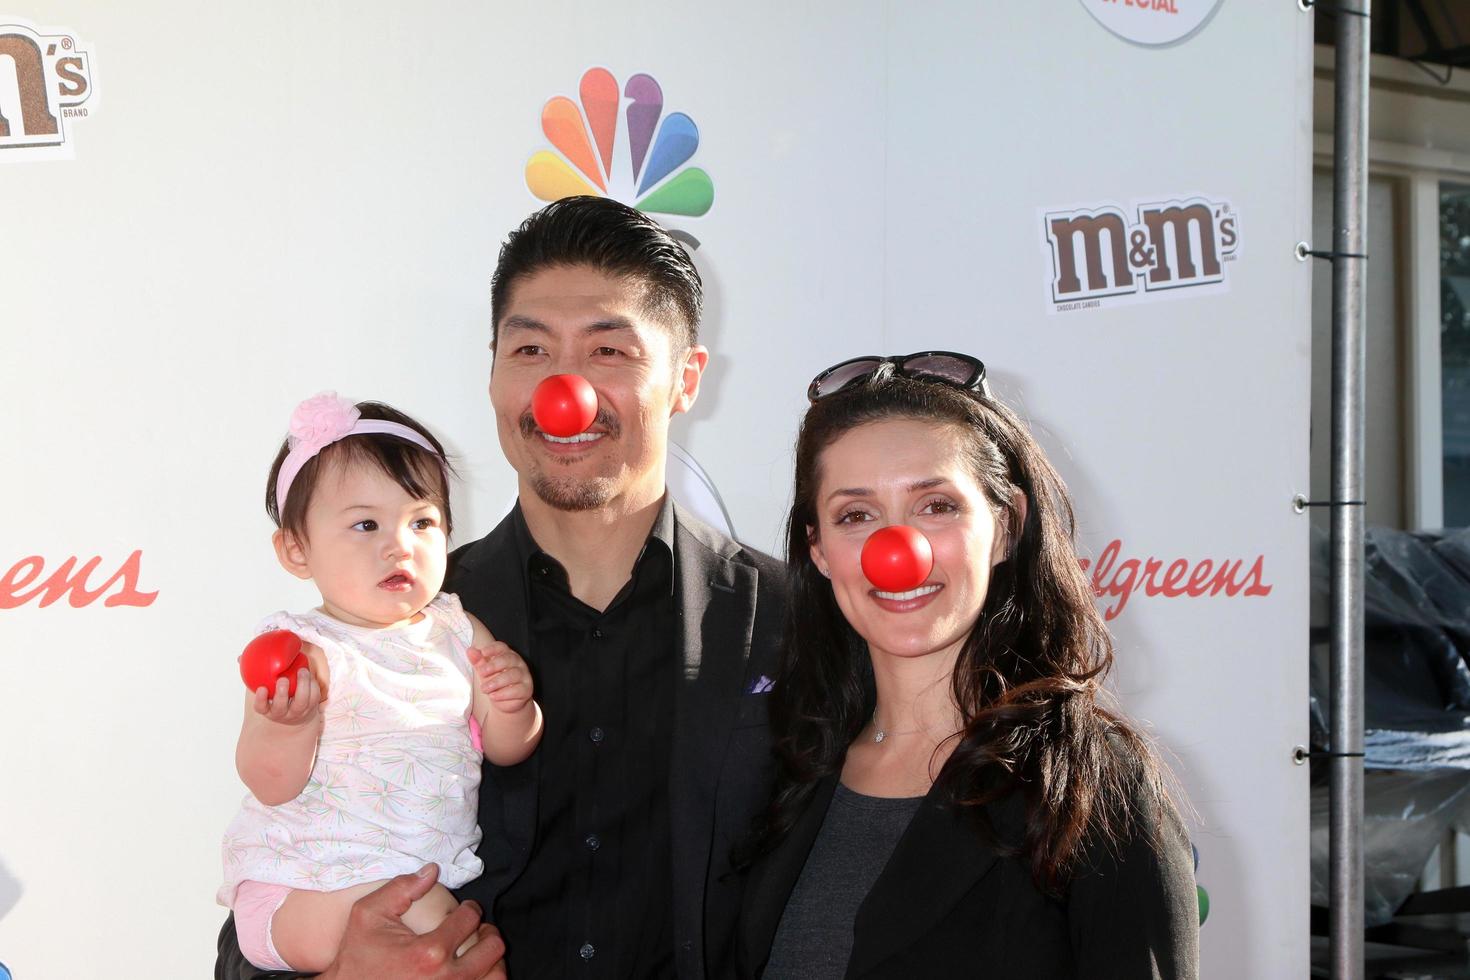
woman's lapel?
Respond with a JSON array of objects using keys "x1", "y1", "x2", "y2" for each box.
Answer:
[
  {"x1": 740, "y1": 773, "x2": 840, "y2": 975},
  {"x1": 846, "y1": 787, "x2": 1002, "y2": 975}
]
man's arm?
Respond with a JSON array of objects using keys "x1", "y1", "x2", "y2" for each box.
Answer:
[{"x1": 215, "y1": 866, "x2": 508, "y2": 980}]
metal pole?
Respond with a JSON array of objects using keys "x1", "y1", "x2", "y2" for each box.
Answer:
[{"x1": 1329, "y1": 2, "x2": 1370, "y2": 978}]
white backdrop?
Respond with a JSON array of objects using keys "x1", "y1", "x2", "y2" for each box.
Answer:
[{"x1": 0, "y1": 2, "x2": 1311, "y2": 976}]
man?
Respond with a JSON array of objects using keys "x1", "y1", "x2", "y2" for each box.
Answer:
[{"x1": 216, "y1": 197, "x2": 786, "y2": 979}]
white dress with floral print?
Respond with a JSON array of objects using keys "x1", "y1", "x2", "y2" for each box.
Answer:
[{"x1": 218, "y1": 592, "x2": 483, "y2": 906}]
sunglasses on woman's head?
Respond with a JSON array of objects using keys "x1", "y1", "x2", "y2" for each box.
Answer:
[{"x1": 806, "y1": 351, "x2": 990, "y2": 404}]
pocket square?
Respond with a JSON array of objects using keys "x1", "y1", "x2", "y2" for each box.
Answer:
[{"x1": 748, "y1": 674, "x2": 774, "y2": 694}]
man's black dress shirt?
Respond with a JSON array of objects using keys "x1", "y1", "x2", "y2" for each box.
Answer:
[{"x1": 494, "y1": 503, "x2": 678, "y2": 979}]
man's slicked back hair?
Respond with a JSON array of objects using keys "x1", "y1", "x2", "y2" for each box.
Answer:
[{"x1": 490, "y1": 196, "x2": 702, "y2": 350}]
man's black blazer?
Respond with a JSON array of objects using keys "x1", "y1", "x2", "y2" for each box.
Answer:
[
  {"x1": 216, "y1": 502, "x2": 786, "y2": 980},
  {"x1": 738, "y1": 770, "x2": 1199, "y2": 979},
  {"x1": 451, "y1": 502, "x2": 786, "y2": 979}
]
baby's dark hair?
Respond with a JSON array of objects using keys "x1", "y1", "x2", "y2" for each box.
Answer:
[{"x1": 265, "y1": 401, "x2": 455, "y2": 541}]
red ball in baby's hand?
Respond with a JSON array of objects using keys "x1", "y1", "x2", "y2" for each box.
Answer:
[
  {"x1": 860, "y1": 525, "x2": 934, "y2": 593},
  {"x1": 240, "y1": 629, "x2": 309, "y2": 698},
  {"x1": 531, "y1": 374, "x2": 598, "y2": 438}
]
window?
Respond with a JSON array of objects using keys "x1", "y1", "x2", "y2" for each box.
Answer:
[{"x1": 1441, "y1": 184, "x2": 1470, "y2": 526}]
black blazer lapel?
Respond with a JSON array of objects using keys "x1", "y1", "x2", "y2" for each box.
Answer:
[
  {"x1": 846, "y1": 789, "x2": 1001, "y2": 975},
  {"x1": 739, "y1": 774, "x2": 840, "y2": 977},
  {"x1": 445, "y1": 509, "x2": 540, "y2": 896},
  {"x1": 668, "y1": 504, "x2": 761, "y2": 975},
  {"x1": 448, "y1": 509, "x2": 532, "y2": 655}
]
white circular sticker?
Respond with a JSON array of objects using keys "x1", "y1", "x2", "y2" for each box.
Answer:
[{"x1": 1079, "y1": 0, "x2": 1224, "y2": 46}]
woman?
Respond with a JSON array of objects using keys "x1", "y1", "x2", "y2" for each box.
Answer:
[{"x1": 737, "y1": 352, "x2": 1199, "y2": 979}]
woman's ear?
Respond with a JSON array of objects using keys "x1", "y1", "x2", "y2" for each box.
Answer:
[
  {"x1": 273, "y1": 528, "x2": 313, "y2": 581},
  {"x1": 992, "y1": 489, "x2": 1029, "y2": 566},
  {"x1": 807, "y1": 526, "x2": 831, "y2": 579}
]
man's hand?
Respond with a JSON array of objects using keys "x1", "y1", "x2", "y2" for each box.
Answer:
[{"x1": 318, "y1": 865, "x2": 507, "y2": 980}]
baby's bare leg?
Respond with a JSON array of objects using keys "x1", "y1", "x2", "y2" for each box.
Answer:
[
  {"x1": 401, "y1": 882, "x2": 478, "y2": 956},
  {"x1": 270, "y1": 881, "x2": 379, "y2": 973},
  {"x1": 399, "y1": 880, "x2": 458, "y2": 931},
  {"x1": 270, "y1": 880, "x2": 467, "y2": 971}
]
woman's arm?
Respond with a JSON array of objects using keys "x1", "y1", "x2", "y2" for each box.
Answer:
[
  {"x1": 465, "y1": 613, "x2": 543, "y2": 766},
  {"x1": 1066, "y1": 789, "x2": 1201, "y2": 980},
  {"x1": 234, "y1": 644, "x2": 326, "y2": 806}
]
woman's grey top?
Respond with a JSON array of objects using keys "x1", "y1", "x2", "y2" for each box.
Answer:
[{"x1": 763, "y1": 782, "x2": 924, "y2": 980}]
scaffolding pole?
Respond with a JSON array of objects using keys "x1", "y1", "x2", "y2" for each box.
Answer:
[{"x1": 1329, "y1": 2, "x2": 1370, "y2": 978}]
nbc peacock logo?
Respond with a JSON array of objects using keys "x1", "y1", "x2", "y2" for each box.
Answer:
[{"x1": 526, "y1": 68, "x2": 714, "y2": 220}]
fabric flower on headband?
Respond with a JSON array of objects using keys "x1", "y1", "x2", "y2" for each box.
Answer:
[
  {"x1": 274, "y1": 392, "x2": 441, "y2": 509},
  {"x1": 288, "y1": 393, "x2": 361, "y2": 455}
]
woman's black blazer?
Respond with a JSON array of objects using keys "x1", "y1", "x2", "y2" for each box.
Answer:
[{"x1": 738, "y1": 768, "x2": 1200, "y2": 979}]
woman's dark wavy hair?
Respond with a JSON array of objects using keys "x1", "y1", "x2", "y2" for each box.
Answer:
[{"x1": 746, "y1": 373, "x2": 1167, "y2": 894}]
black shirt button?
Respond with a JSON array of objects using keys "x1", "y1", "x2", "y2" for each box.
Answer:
[
  {"x1": 591, "y1": 627, "x2": 603, "y2": 639},
  {"x1": 589, "y1": 727, "x2": 605, "y2": 744},
  {"x1": 585, "y1": 833, "x2": 601, "y2": 851},
  {"x1": 580, "y1": 943, "x2": 596, "y2": 960}
]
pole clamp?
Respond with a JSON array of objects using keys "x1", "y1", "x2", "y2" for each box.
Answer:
[
  {"x1": 1295, "y1": 242, "x2": 1369, "y2": 262},
  {"x1": 1294, "y1": 746, "x2": 1366, "y2": 764},
  {"x1": 1293, "y1": 494, "x2": 1366, "y2": 513}
]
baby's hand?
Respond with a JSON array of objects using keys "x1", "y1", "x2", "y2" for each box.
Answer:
[
  {"x1": 249, "y1": 668, "x2": 322, "y2": 727},
  {"x1": 467, "y1": 643, "x2": 534, "y2": 714}
]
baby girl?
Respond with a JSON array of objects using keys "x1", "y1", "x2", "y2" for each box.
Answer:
[{"x1": 218, "y1": 393, "x2": 541, "y2": 971}]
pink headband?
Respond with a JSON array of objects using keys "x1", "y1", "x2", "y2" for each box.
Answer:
[{"x1": 274, "y1": 392, "x2": 439, "y2": 509}]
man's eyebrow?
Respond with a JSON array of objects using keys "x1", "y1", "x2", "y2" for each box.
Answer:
[
  {"x1": 583, "y1": 317, "x2": 637, "y2": 334},
  {"x1": 498, "y1": 316, "x2": 638, "y2": 336},
  {"x1": 499, "y1": 315, "x2": 548, "y2": 334}
]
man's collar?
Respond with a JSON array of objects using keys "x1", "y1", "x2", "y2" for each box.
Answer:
[
  {"x1": 512, "y1": 494, "x2": 676, "y2": 592},
  {"x1": 647, "y1": 493, "x2": 675, "y2": 553},
  {"x1": 509, "y1": 499, "x2": 536, "y2": 565}
]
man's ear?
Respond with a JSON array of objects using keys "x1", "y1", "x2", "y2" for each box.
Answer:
[
  {"x1": 992, "y1": 489, "x2": 1029, "y2": 567},
  {"x1": 670, "y1": 344, "x2": 709, "y2": 416},
  {"x1": 807, "y1": 526, "x2": 831, "y2": 579},
  {"x1": 273, "y1": 528, "x2": 313, "y2": 581}
]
